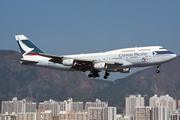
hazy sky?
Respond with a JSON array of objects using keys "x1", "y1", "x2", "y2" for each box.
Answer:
[{"x1": 0, "y1": 1, "x2": 180, "y2": 80}]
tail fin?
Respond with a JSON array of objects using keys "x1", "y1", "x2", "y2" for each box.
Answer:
[{"x1": 15, "y1": 35, "x2": 44, "y2": 57}]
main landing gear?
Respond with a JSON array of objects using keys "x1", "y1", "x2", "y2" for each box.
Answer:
[
  {"x1": 155, "y1": 65, "x2": 161, "y2": 73},
  {"x1": 88, "y1": 71, "x2": 100, "y2": 78},
  {"x1": 104, "y1": 71, "x2": 110, "y2": 79},
  {"x1": 88, "y1": 71, "x2": 110, "y2": 79}
]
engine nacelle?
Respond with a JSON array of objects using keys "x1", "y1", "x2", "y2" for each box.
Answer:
[
  {"x1": 93, "y1": 63, "x2": 107, "y2": 70},
  {"x1": 119, "y1": 68, "x2": 131, "y2": 73},
  {"x1": 62, "y1": 59, "x2": 75, "y2": 66}
]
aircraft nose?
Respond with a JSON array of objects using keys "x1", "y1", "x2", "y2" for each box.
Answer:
[
  {"x1": 171, "y1": 53, "x2": 177, "y2": 59},
  {"x1": 173, "y1": 54, "x2": 177, "y2": 58}
]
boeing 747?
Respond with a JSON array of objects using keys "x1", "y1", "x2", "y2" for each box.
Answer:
[{"x1": 6, "y1": 35, "x2": 177, "y2": 79}]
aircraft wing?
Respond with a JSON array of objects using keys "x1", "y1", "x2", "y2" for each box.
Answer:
[
  {"x1": 72, "y1": 60, "x2": 123, "y2": 71},
  {"x1": 32, "y1": 52, "x2": 124, "y2": 71},
  {"x1": 32, "y1": 52, "x2": 93, "y2": 63},
  {"x1": 5, "y1": 57, "x2": 38, "y2": 63}
]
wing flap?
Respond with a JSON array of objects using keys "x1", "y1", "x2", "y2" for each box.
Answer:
[{"x1": 104, "y1": 61, "x2": 124, "y2": 65}]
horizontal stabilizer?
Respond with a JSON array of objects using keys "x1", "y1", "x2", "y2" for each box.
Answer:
[
  {"x1": 31, "y1": 52, "x2": 63, "y2": 59},
  {"x1": 5, "y1": 57, "x2": 38, "y2": 63}
]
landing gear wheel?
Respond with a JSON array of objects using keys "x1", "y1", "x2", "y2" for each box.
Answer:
[
  {"x1": 88, "y1": 71, "x2": 100, "y2": 78},
  {"x1": 155, "y1": 65, "x2": 161, "y2": 73},
  {"x1": 103, "y1": 71, "x2": 110, "y2": 79},
  {"x1": 104, "y1": 76, "x2": 108, "y2": 79},
  {"x1": 105, "y1": 71, "x2": 110, "y2": 76},
  {"x1": 96, "y1": 74, "x2": 100, "y2": 77},
  {"x1": 88, "y1": 74, "x2": 92, "y2": 77},
  {"x1": 156, "y1": 70, "x2": 160, "y2": 73}
]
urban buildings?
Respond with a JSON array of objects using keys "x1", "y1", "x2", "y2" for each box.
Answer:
[
  {"x1": 59, "y1": 110, "x2": 87, "y2": 120},
  {"x1": 38, "y1": 98, "x2": 83, "y2": 117},
  {"x1": 127, "y1": 94, "x2": 176, "y2": 120},
  {"x1": 39, "y1": 99, "x2": 60, "y2": 117},
  {"x1": 149, "y1": 94, "x2": 176, "y2": 111},
  {"x1": 1, "y1": 97, "x2": 36, "y2": 114},
  {"x1": 0, "y1": 94, "x2": 179, "y2": 120},
  {"x1": 87, "y1": 107, "x2": 116, "y2": 120},
  {"x1": 0, "y1": 98, "x2": 113, "y2": 120},
  {"x1": 125, "y1": 94, "x2": 144, "y2": 119},
  {"x1": 85, "y1": 98, "x2": 108, "y2": 111},
  {"x1": 135, "y1": 106, "x2": 151, "y2": 120}
]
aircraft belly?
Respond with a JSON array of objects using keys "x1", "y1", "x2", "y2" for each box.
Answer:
[
  {"x1": 29, "y1": 62, "x2": 75, "y2": 71},
  {"x1": 48, "y1": 63, "x2": 75, "y2": 71}
]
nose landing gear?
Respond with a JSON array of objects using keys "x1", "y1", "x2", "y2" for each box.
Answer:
[{"x1": 156, "y1": 65, "x2": 161, "y2": 73}]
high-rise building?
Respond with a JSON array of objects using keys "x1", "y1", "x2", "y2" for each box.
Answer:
[
  {"x1": 60, "y1": 102, "x2": 66, "y2": 111},
  {"x1": 87, "y1": 107, "x2": 116, "y2": 120},
  {"x1": 125, "y1": 94, "x2": 144, "y2": 116},
  {"x1": 135, "y1": 106, "x2": 151, "y2": 120},
  {"x1": 25, "y1": 102, "x2": 36, "y2": 113},
  {"x1": 171, "y1": 110, "x2": 180, "y2": 120},
  {"x1": 1, "y1": 97, "x2": 36, "y2": 114},
  {"x1": 0, "y1": 112, "x2": 17, "y2": 120},
  {"x1": 39, "y1": 98, "x2": 83, "y2": 116},
  {"x1": 150, "y1": 106, "x2": 171, "y2": 120},
  {"x1": 17, "y1": 99, "x2": 27, "y2": 113},
  {"x1": 70, "y1": 102, "x2": 83, "y2": 112},
  {"x1": 16, "y1": 110, "x2": 53, "y2": 120},
  {"x1": 17, "y1": 99, "x2": 36, "y2": 113},
  {"x1": 59, "y1": 110, "x2": 87, "y2": 120},
  {"x1": 135, "y1": 106, "x2": 171, "y2": 120},
  {"x1": 17, "y1": 112, "x2": 36, "y2": 120},
  {"x1": 41, "y1": 110, "x2": 53, "y2": 120},
  {"x1": 39, "y1": 99, "x2": 60, "y2": 117},
  {"x1": 116, "y1": 114, "x2": 124, "y2": 120},
  {"x1": 1, "y1": 97, "x2": 18, "y2": 114},
  {"x1": 85, "y1": 98, "x2": 108, "y2": 111},
  {"x1": 149, "y1": 94, "x2": 176, "y2": 111},
  {"x1": 178, "y1": 100, "x2": 180, "y2": 110},
  {"x1": 63, "y1": 98, "x2": 83, "y2": 112}
]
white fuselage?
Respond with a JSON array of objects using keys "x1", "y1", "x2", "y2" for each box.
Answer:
[{"x1": 22, "y1": 46, "x2": 177, "y2": 72}]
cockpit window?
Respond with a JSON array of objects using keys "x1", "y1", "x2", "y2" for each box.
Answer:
[
  {"x1": 159, "y1": 47, "x2": 165, "y2": 49},
  {"x1": 153, "y1": 51, "x2": 174, "y2": 55}
]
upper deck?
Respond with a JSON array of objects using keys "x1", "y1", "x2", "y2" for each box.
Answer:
[{"x1": 105, "y1": 46, "x2": 166, "y2": 53}]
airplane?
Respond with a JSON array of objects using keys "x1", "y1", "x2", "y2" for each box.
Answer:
[{"x1": 6, "y1": 35, "x2": 177, "y2": 79}]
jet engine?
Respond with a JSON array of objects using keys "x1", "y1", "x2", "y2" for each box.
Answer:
[
  {"x1": 62, "y1": 59, "x2": 75, "y2": 66},
  {"x1": 119, "y1": 68, "x2": 131, "y2": 73},
  {"x1": 93, "y1": 63, "x2": 107, "y2": 70}
]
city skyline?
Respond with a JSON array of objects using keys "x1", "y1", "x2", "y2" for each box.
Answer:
[{"x1": 1, "y1": 94, "x2": 179, "y2": 120}]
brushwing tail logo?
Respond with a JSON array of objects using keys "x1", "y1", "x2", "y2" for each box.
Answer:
[{"x1": 19, "y1": 40, "x2": 34, "y2": 56}]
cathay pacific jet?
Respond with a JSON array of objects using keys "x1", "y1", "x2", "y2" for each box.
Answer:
[{"x1": 6, "y1": 35, "x2": 177, "y2": 79}]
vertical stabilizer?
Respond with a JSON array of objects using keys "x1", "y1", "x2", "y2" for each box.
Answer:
[{"x1": 15, "y1": 35, "x2": 44, "y2": 57}]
